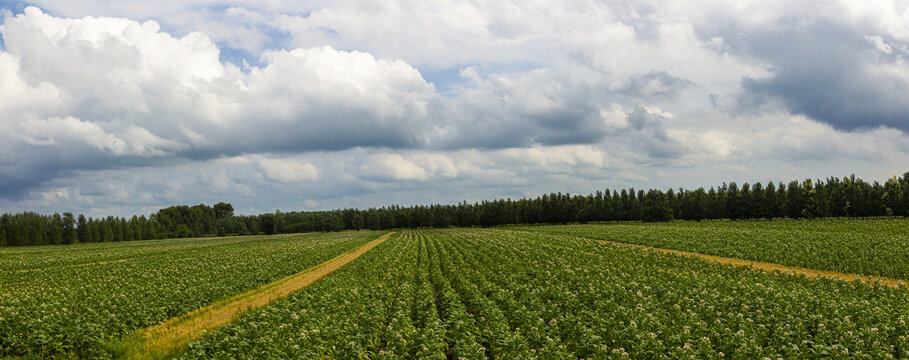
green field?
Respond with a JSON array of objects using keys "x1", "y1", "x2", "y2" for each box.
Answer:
[
  {"x1": 3, "y1": 219, "x2": 909, "y2": 358},
  {"x1": 520, "y1": 218, "x2": 909, "y2": 279},
  {"x1": 0, "y1": 232, "x2": 380, "y2": 358}
]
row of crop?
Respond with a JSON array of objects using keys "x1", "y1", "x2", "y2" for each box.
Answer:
[
  {"x1": 0, "y1": 231, "x2": 378, "y2": 358},
  {"x1": 441, "y1": 228, "x2": 909, "y2": 358},
  {"x1": 181, "y1": 231, "x2": 450, "y2": 358},
  {"x1": 0, "y1": 234, "x2": 292, "y2": 272},
  {"x1": 181, "y1": 230, "x2": 494, "y2": 359},
  {"x1": 521, "y1": 218, "x2": 909, "y2": 280},
  {"x1": 455, "y1": 229, "x2": 637, "y2": 358},
  {"x1": 178, "y1": 228, "x2": 909, "y2": 358},
  {"x1": 435, "y1": 231, "x2": 577, "y2": 358},
  {"x1": 421, "y1": 233, "x2": 487, "y2": 359}
]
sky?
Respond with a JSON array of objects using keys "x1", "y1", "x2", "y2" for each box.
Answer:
[{"x1": 0, "y1": 0, "x2": 908, "y2": 217}]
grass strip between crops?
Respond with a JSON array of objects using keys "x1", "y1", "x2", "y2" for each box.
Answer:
[
  {"x1": 109, "y1": 232, "x2": 395, "y2": 360},
  {"x1": 10, "y1": 258, "x2": 135, "y2": 274},
  {"x1": 584, "y1": 236, "x2": 909, "y2": 288}
]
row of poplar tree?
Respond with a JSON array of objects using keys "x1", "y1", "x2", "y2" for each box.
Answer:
[{"x1": 1, "y1": 173, "x2": 907, "y2": 246}]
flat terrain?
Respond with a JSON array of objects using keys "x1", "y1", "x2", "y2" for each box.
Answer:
[
  {"x1": 521, "y1": 218, "x2": 909, "y2": 279},
  {"x1": 0, "y1": 231, "x2": 381, "y2": 358},
  {"x1": 2, "y1": 219, "x2": 909, "y2": 358},
  {"x1": 114, "y1": 233, "x2": 394, "y2": 359}
]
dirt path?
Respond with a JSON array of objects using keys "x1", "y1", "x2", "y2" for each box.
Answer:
[
  {"x1": 10, "y1": 258, "x2": 135, "y2": 274},
  {"x1": 586, "y1": 237, "x2": 909, "y2": 288},
  {"x1": 111, "y1": 232, "x2": 395, "y2": 360}
]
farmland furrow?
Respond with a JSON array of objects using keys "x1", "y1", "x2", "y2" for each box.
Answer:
[
  {"x1": 9, "y1": 257, "x2": 135, "y2": 274},
  {"x1": 581, "y1": 235, "x2": 909, "y2": 288},
  {"x1": 424, "y1": 233, "x2": 486, "y2": 360},
  {"x1": 433, "y1": 234, "x2": 536, "y2": 358},
  {"x1": 442, "y1": 231, "x2": 584, "y2": 357},
  {"x1": 177, "y1": 227, "x2": 909, "y2": 358},
  {"x1": 1, "y1": 231, "x2": 379, "y2": 358},
  {"x1": 112, "y1": 231, "x2": 394, "y2": 360},
  {"x1": 521, "y1": 220, "x2": 909, "y2": 280},
  {"x1": 374, "y1": 232, "x2": 420, "y2": 358},
  {"x1": 372, "y1": 233, "x2": 412, "y2": 358},
  {"x1": 408, "y1": 232, "x2": 447, "y2": 359}
]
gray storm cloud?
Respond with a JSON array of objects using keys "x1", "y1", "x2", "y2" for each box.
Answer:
[
  {"x1": 1, "y1": 1, "x2": 908, "y2": 216},
  {"x1": 740, "y1": 23, "x2": 909, "y2": 132}
]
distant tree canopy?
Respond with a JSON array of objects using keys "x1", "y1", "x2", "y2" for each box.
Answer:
[
  {"x1": 1, "y1": 172, "x2": 907, "y2": 247},
  {"x1": 213, "y1": 202, "x2": 234, "y2": 220}
]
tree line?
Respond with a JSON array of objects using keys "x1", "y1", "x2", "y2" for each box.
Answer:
[{"x1": 1, "y1": 172, "x2": 907, "y2": 246}]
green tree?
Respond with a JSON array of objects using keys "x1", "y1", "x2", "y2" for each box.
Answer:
[
  {"x1": 214, "y1": 202, "x2": 234, "y2": 220},
  {"x1": 102, "y1": 221, "x2": 115, "y2": 242},
  {"x1": 802, "y1": 179, "x2": 821, "y2": 219},
  {"x1": 62, "y1": 212, "x2": 76, "y2": 244},
  {"x1": 76, "y1": 214, "x2": 88, "y2": 243},
  {"x1": 763, "y1": 182, "x2": 777, "y2": 218},
  {"x1": 642, "y1": 189, "x2": 673, "y2": 222},
  {"x1": 882, "y1": 176, "x2": 905, "y2": 216},
  {"x1": 786, "y1": 180, "x2": 804, "y2": 218},
  {"x1": 175, "y1": 224, "x2": 193, "y2": 238},
  {"x1": 48, "y1": 214, "x2": 63, "y2": 245},
  {"x1": 903, "y1": 172, "x2": 909, "y2": 216},
  {"x1": 726, "y1": 182, "x2": 740, "y2": 220},
  {"x1": 260, "y1": 213, "x2": 277, "y2": 235},
  {"x1": 0, "y1": 213, "x2": 9, "y2": 246}
]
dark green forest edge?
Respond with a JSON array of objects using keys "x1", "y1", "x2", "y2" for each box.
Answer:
[{"x1": 2, "y1": 172, "x2": 908, "y2": 247}]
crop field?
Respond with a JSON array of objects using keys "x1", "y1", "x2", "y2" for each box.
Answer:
[
  {"x1": 0, "y1": 231, "x2": 380, "y2": 358},
  {"x1": 520, "y1": 218, "x2": 909, "y2": 280},
  {"x1": 184, "y1": 227, "x2": 909, "y2": 359},
  {"x1": 3, "y1": 220, "x2": 909, "y2": 359}
]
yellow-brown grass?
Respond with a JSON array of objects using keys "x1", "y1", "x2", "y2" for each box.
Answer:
[
  {"x1": 587, "y1": 237, "x2": 908, "y2": 288},
  {"x1": 111, "y1": 232, "x2": 394, "y2": 359}
]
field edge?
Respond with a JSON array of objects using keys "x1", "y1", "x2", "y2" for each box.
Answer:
[
  {"x1": 106, "y1": 231, "x2": 395, "y2": 360},
  {"x1": 571, "y1": 234, "x2": 909, "y2": 288}
]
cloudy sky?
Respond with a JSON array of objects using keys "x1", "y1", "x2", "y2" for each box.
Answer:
[{"x1": 1, "y1": 0, "x2": 907, "y2": 217}]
